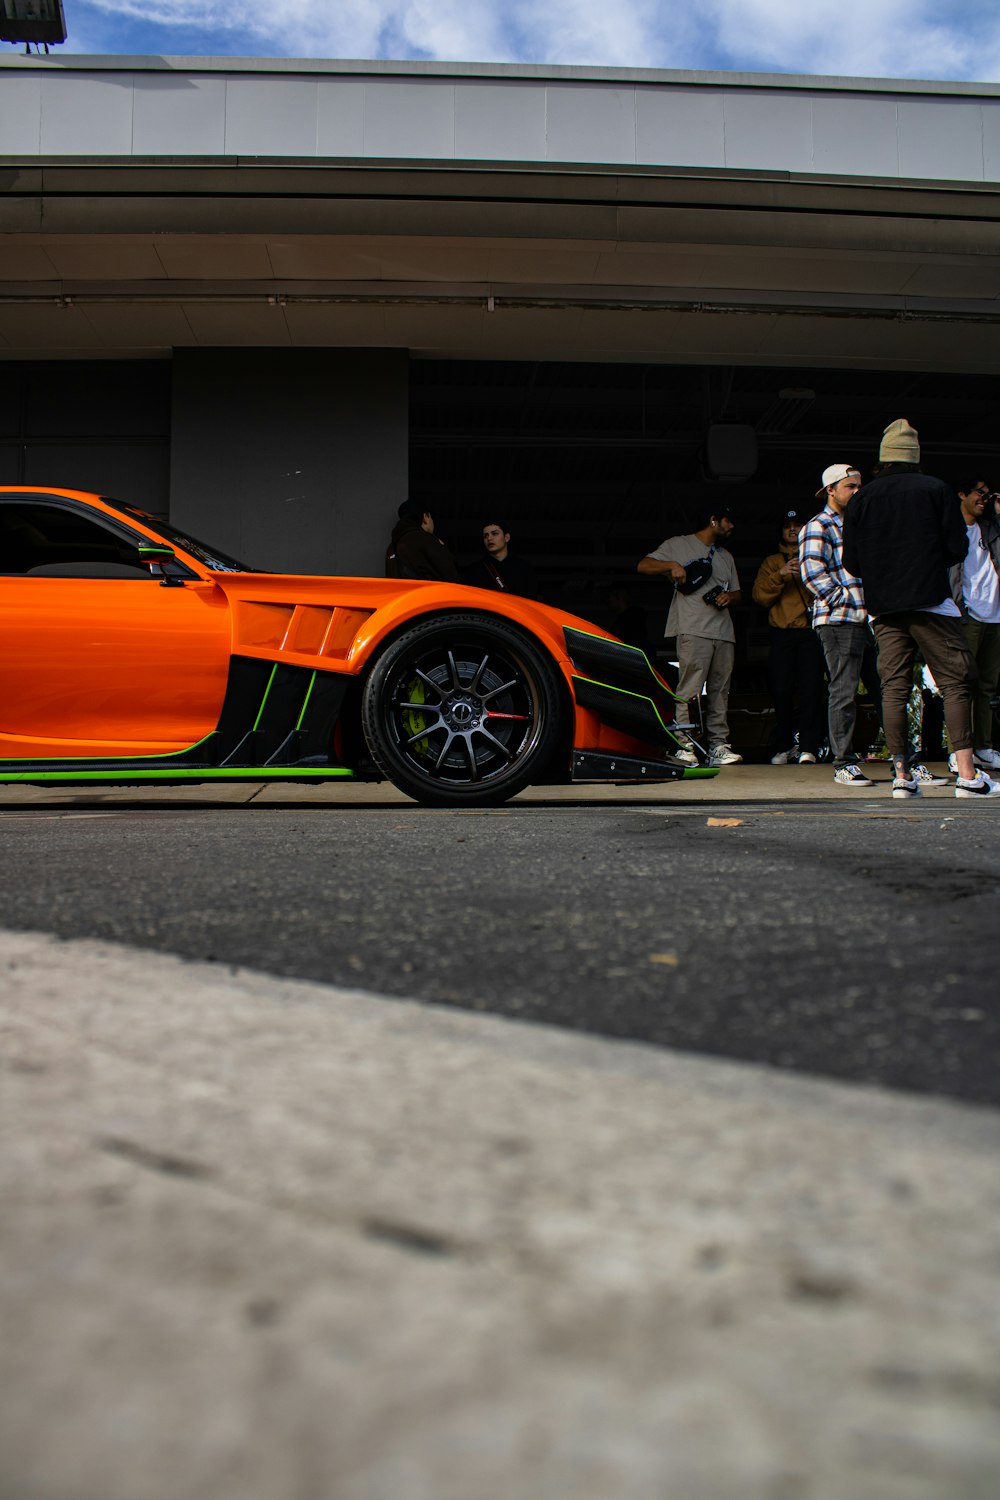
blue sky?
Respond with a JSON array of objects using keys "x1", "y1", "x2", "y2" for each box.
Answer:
[{"x1": 53, "y1": 1, "x2": 1000, "y2": 83}]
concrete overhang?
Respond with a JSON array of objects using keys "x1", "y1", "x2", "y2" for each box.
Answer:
[{"x1": 2, "y1": 57, "x2": 999, "y2": 369}]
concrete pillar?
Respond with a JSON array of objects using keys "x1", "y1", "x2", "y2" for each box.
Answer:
[{"x1": 169, "y1": 348, "x2": 409, "y2": 577}]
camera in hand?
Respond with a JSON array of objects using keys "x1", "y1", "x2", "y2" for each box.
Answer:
[{"x1": 702, "y1": 583, "x2": 725, "y2": 607}]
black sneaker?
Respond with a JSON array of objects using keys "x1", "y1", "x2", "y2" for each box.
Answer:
[
  {"x1": 910, "y1": 763, "x2": 948, "y2": 787},
  {"x1": 833, "y1": 763, "x2": 874, "y2": 787}
]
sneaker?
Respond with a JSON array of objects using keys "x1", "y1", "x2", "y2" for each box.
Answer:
[
  {"x1": 955, "y1": 771, "x2": 1000, "y2": 798},
  {"x1": 891, "y1": 776, "x2": 922, "y2": 799},
  {"x1": 797, "y1": 751, "x2": 818, "y2": 764},
  {"x1": 770, "y1": 748, "x2": 793, "y2": 765},
  {"x1": 671, "y1": 747, "x2": 698, "y2": 766},
  {"x1": 833, "y1": 763, "x2": 874, "y2": 787},
  {"x1": 948, "y1": 752, "x2": 958, "y2": 774},
  {"x1": 910, "y1": 762, "x2": 949, "y2": 787},
  {"x1": 709, "y1": 745, "x2": 743, "y2": 767}
]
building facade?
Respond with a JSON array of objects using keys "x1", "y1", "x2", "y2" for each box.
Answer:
[{"x1": 2, "y1": 54, "x2": 999, "y2": 631}]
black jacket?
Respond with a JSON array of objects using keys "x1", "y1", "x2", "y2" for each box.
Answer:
[
  {"x1": 842, "y1": 468, "x2": 968, "y2": 617},
  {"x1": 462, "y1": 551, "x2": 538, "y2": 599},
  {"x1": 385, "y1": 517, "x2": 460, "y2": 582}
]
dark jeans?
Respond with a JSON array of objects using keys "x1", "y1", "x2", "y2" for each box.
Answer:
[
  {"x1": 920, "y1": 688, "x2": 945, "y2": 757},
  {"x1": 766, "y1": 627, "x2": 826, "y2": 754},
  {"x1": 816, "y1": 622, "x2": 880, "y2": 767},
  {"x1": 873, "y1": 612, "x2": 976, "y2": 765},
  {"x1": 962, "y1": 618, "x2": 1000, "y2": 749}
]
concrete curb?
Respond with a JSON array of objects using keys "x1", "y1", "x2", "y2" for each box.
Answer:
[
  {"x1": 2, "y1": 929, "x2": 999, "y2": 1500},
  {"x1": 0, "y1": 759, "x2": 959, "y2": 811}
]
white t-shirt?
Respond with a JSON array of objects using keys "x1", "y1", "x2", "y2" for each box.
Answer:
[{"x1": 962, "y1": 521, "x2": 1000, "y2": 624}]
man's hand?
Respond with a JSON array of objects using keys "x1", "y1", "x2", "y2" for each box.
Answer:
[
  {"x1": 713, "y1": 590, "x2": 737, "y2": 608},
  {"x1": 779, "y1": 558, "x2": 800, "y2": 579}
]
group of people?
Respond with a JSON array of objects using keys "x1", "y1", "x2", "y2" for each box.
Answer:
[
  {"x1": 385, "y1": 499, "x2": 537, "y2": 598},
  {"x1": 386, "y1": 423, "x2": 1000, "y2": 800},
  {"x1": 639, "y1": 418, "x2": 1000, "y2": 798}
]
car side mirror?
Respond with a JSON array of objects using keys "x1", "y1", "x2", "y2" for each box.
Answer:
[{"x1": 138, "y1": 542, "x2": 185, "y2": 587}]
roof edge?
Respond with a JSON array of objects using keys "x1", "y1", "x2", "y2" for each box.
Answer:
[{"x1": 1, "y1": 53, "x2": 999, "y2": 98}]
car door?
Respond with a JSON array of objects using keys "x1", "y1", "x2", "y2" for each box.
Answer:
[{"x1": 0, "y1": 496, "x2": 232, "y2": 759}]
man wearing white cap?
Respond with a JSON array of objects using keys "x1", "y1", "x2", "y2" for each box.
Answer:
[
  {"x1": 799, "y1": 463, "x2": 875, "y2": 787},
  {"x1": 843, "y1": 419, "x2": 997, "y2": 799}
]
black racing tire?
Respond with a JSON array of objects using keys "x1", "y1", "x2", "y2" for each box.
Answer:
[{"x1": 361, "y1": 612, "x2": 566, "y2": 806}]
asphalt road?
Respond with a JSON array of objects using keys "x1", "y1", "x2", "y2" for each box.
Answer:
[{"x1": 3, "y1": 797, "x2": 999, "y2": 1106}]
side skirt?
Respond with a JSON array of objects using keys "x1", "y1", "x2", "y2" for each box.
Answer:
[{"x1": 0, "y1": 656, "x2": 361, "y2": 786}]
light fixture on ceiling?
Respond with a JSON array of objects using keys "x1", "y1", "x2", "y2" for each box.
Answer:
[{"x1": 757, "y1": 387, "x2": 816, "y2": 435}]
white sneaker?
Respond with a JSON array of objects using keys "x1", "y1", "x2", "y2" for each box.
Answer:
[
  {"x1": 891, "y1": 775, "x2": 922, "y2": 799},
  {"x1": 671, "y1": 748, "x2": 698, "y2": 766},
  {"x1": 770, "y1": 748, "x2": 793, "y2": 765},
  {"x1": 955, "y1": 771, "x2": 1000, "y2": 798},
  {"x1": 797, "y1": 751, "x2": 818, "y2": 764},
  {"x1": 709, "y1": 745, "x2": 742, "y2": 767},
  {"x1": 948, "y1": 752, "x2": 958, "y2": 774}
]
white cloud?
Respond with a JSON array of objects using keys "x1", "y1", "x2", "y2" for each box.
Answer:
[
  {"x1": 704, "y1": 0, "x2": 1000, "y2": 82},
  {"x1": 500, "y1": 0, "x2": 701, "y2": 70},
  {"x1": 72, "y1": 0, "x2": 1000, "y2": 81}
]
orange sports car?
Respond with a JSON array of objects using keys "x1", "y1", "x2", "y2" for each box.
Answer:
[{"x1": 0, "y1": 487, "x2": 716, "y2": 805}]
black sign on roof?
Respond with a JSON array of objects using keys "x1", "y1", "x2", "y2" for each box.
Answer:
[{"x1": 1, "y1": 0, "x2": 68, "y2": 49}]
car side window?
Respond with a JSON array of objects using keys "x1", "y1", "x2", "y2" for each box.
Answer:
[{"x1": 0, "y1": 502, "x2": 153, "y2": 578}]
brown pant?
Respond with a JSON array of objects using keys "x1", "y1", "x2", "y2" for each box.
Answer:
[{"x1": 872, "y1": 612, "x2": 976, "y2": 761}]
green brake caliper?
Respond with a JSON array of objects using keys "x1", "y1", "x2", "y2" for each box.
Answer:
[{"x1": 401, "y1": 677, "x2": 430, "y2": 757}]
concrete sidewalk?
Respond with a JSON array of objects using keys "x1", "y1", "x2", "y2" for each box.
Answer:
[
  {"x1": 0, "y1": 758, "x2": 954, "y2": 811},
  {"x1": 3, "y1": 927, "x2": 999, "y2": 1500}
]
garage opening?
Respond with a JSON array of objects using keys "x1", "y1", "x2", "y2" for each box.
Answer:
[{"x1": 410, "y1": 356, "x2": 1000, "y2": 758}]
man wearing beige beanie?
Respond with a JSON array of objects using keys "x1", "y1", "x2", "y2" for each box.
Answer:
[
  {"x1": 843, "y1": 419, "x2": 999, "y2": 800},
  {"x1": 877, "y1": 417, "x2": 921, "y2": 463}
]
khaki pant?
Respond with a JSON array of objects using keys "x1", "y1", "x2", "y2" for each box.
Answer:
[{"x1": 676, "y1": 635, "x2": 735, "y2": 749}]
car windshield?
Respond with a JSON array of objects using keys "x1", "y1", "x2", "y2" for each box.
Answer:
[{"x1": 110, "y1": 500, "x2": 261, "y2": 573}]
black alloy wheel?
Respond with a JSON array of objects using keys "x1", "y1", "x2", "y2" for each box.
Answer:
[{"x1": 361, "y1": 613, "x2": 565, "y2": 805}]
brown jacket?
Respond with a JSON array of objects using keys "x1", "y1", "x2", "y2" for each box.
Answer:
[{"x1": 752, "y1": 543, "x2": 813, "y2": 629}]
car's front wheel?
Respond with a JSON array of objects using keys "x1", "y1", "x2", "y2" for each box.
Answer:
[{"x1": 361, "y1": 613, "x2": 566, "y2": 805}]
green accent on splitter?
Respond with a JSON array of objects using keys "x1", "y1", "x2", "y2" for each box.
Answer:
[{"x1": 0, "y1": 766, "x2": 354, "y2": 784}]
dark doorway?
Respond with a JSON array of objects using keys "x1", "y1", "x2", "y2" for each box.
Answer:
[{"x1": 410, "y1": 357, "x2": 1000, "y2": 757}]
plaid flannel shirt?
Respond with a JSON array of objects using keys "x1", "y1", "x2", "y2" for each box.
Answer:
[{"x1": 798, "y1": 506, "x2": 868, "y2": 627}]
